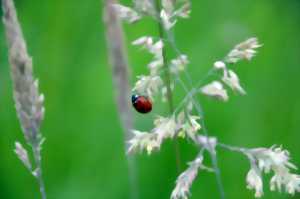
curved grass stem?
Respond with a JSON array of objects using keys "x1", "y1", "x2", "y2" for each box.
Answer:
[
  {"x1": 177, "y1": 77, "x2": 225, "y2": 199},
  {"x1": 155, "y1": 0, "x2": 182, "y2": 173}
]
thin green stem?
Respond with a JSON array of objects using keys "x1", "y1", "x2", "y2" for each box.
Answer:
[
  {"x1": 31, "y1": 143, "x2": 47, "y2": 199},
  {"x1": 177, "y1": 77, "x2": 225, "y2": 199},
  {"x1": 154, "y1": 2, "x2": 225, "y2": 198},
  {"x1": 155, "y1": 6, "x2": 173, "y2": 112},
  {"x1": 165, "y1": 30, "x2": 218, "y2": 88},
  {"x1": 155, "y1": 0, "x2": 182, "y2": 172},
  {"x1": 218, "y1": 143, "x2": 248, "y2": 154},
  {"x1": 167, "y1": 26, "x2": 227, "y2": 199}
]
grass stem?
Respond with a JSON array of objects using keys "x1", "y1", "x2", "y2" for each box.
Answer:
[{"x1": 155, "y1": 0, "x2": 182, "y2": 172}]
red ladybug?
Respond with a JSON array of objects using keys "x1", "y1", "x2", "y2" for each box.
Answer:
[{"x1": 132, "y1": 95, "x2": 152, "y2": 114}]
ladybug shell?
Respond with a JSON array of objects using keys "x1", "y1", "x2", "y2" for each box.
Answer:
[{"x1": 132, "y1": 95, "x2": 152, "y2": 114}]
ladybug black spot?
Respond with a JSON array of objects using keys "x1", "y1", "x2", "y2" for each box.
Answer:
[{"x1": 131, "y1": 94, "x2": 139, "y2": 104}]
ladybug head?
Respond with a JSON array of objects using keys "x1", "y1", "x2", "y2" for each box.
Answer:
[{"x1": 131, "y1": 94, "x2": 139, "y2": 103}]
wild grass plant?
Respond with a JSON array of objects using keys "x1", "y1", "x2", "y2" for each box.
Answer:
[
  {"x1": 2, "y1": 0, "x2": 47, "y2": 198},
  {"x1": 1, "y1": 0, "x2": 299, "y2": 199},
  {"x1": 112, "y1": 0, "x2": 300, "y2": 198}
]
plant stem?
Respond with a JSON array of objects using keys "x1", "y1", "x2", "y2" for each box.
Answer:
[
  {"x1": 156, "y1": 6, "x2": 174, "y2": 113},
  {"x1": 177, "y1": 77, "x2": 225, "y2": 199},
  {"x1": 155, "y1": 0, "x2": 181, "y2": 172},
  {"x1": 32, "y1": 144, "x2": 47, "y2": 199},
  {"x1": 163, "y1": 7, "x2": 226, "y2": 197},
  {"x1": 103, "y1": 0, "x2": 139, "y2": 198},
  {"x1": 218, "y1": 143, "x2": 247, "y2": 153}
]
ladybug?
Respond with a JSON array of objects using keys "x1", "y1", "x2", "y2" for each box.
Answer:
[{"x1": 132, "y1": 95, "x2": 152, "y2": 114}]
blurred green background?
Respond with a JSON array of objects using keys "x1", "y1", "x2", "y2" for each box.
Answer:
[{"x1": 0, "y1": 0, "x2": 300, "y2": 198}]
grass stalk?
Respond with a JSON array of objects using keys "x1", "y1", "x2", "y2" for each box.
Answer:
[
  {"x1": 103, "y1": 1, "x2": 138, "y2": 198},
  {"x1": 2, "y1": 0, "x2": 47, "y2": 198},
  {"x1": 155, "y1": 0, "x2": 182, "y2": 172}
]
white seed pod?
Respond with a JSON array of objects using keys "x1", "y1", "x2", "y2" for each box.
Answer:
[
  {"x1": 171, "y1": 155, "x2": 204, "y2": 199},
  {"x1": 160, "y1": 9, "x2": 177, "y2": 30},
  {"x1": 112, "y1": 4, "x2": 141, "y2": 23},
  {"x1": 14, "y1": 142, "x2": 32, "y2": 171},
  {"x1": 226, "y1": 37, "x2": 262, "y2": 63},
  {"x1": 200, "y1": 81, "x2": 229, "y2": 101},
  {"x1": 222, "y1": 69, "x2": 246, "y2": 95},
  {"x1": 213, "y1": 61, "x2": 226, "y2": 70}
]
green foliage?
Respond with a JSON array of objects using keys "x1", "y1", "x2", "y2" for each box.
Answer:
[{"x1": 0, "y1": 0, "x2": 299, "y2": 198}]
